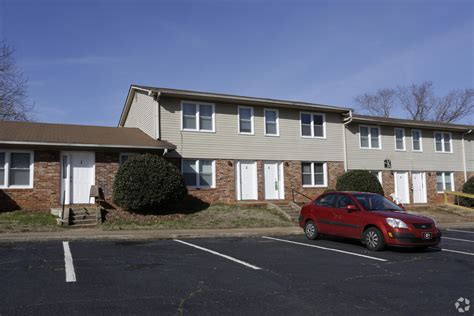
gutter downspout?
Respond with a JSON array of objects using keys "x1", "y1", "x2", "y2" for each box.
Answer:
[
  {"x1": 462, "y1": 129, "x2": 472, "y2": 182},
  {"x1": 342, "y1": 110, "x2": 353, "y2": 172}
]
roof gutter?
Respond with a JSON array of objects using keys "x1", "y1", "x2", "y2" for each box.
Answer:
[
  {"x1": 342, "y1": 110, "x2": 353, "y2": 172},
  {"x1": 0, "y1": 140, "x2": 175, "y2": 150},
  {"x1": 462, "y1": 129, "x2": 473, "y2": 182}
]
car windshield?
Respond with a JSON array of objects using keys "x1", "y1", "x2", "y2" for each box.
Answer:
[{"x1": 353, "y1": 194, "x2": 404, "y2": 212}]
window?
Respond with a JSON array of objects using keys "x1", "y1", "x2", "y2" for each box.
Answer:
[
  {"x1": 411, "y1": 129, "x2": 422, "y2": 152},
  {"x1": 370, "y1": 170, "x2": 383, "y2": 184},
  {"x1": 238, "y1": 106, "x2": 254, "y2": 134},
  {"x1": 336, "y1": 194, "x2": 356, "y2": 208},
  {"x1": 302, "y1": 162, "x2": 327, "y2": 187},
  {"x1": 394, "y1": 128, "x2": 405, "y2": 151},
  {"x1": 434, "y1": 132, "x2": 452, "y2": 153},
  {"x1": 0, "y1": 151, "x2": 33, "y2": 188},
  {"x1": 264, "y1": 109, "x2": 279, "y2": 136},
  {"x1": 314, "y1": 194, "x2": 336, "y2": 207},
  {"x1": 120, "y1": 153, "x2": 139, "y2": 165},
  {"x1": 182, "y1": 159, "x2": 215, "y2": 188},
  {"x1": 359, "y1": 125, "x2": 381, "y2": 149},
  {"x1": 181, "y1": 101, "x2": 215, "y2": 132},
  {"x1": 436, "y1": 172, "x2": 454, "y2": 192},
  {"x1": 300, "y1": 112, "x2": 325, "y2": 138}
]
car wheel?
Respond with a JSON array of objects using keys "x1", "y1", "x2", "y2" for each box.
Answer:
[
  {"x1": 304, "y1": 220, "x2": 318, "y2": 240},
  {"x1": 363, "y1": 227, "x2": 385, "y2": 251}
]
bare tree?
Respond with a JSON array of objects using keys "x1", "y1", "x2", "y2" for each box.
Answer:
[
  {"x1": 433, "y1": 89, "x2": 474, "y2": 123},
  {"x1": 353, "y1": 88, "x2": 396, "y2": 117},
  {"x1": 0, "y1": 42, "x2": 33, "y2": 121},
  {"x1": 396, "y1": 81, "x2": 435, "y2": 121}
]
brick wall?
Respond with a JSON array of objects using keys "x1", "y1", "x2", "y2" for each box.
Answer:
[
  {"x1": 95, "y1": 152, "x2": 120, "y2": 201},
  {"x1": 0, "y1": 150, "x2": 61, "y2": 211}
]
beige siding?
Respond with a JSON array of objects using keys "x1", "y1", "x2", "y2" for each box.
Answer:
[
  {"x1": 160, "y1": 97, "x2": 345, "y2": 161},
  {"x1": 466, "y1": 132, "x2": 474, "y2": 172},
  {"x1": 345, "y1": 123, "x2": 465, "y2": 171},
  {"x1": 123, "y1": 91, "x2": 156, "y2": 138}
]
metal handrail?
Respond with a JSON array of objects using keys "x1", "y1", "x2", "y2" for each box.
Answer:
[{"x1": 291, "y1": 187, "x2": 312, "y2": 203}]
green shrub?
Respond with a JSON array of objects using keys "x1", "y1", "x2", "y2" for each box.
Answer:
[
  {"x1": 460, "y1": 176, "x2": 474, "y2": 207},
  {"x1": 113, "y1": 154, "x2": 187, "y2": 213},
  {"x1": 336, "y1": 170, "x2": 384, "y2": 195}
]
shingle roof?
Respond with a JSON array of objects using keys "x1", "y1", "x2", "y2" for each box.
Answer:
[
  {"x1": 0, "y1": 121, "x2": 175, "y2": 149},
  {"x1": 352, "y1": 114, "x2": 474, "y2": 131}
]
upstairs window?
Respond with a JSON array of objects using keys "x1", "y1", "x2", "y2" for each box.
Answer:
[
  {"x1": 264, "y1": 109, "x2": 279, "y2": 136},
  {"x1": 394, "y1": 128, "x2": 406, "y2": 151},
  {"x1": 411, "y1": 129, "x2": 422, "y2": 152},
  {"x1": 300, "y1": 112, "x2": 325, "y2": 138},
  {"x1": 238, "y1": 106, "x2": 254, "y2": 134},
  {"x1": 0, "y1": 151, "x2": 34, "y2": 188},
  {"x1": 181, "y1": 101, "x2": 215, "y2": 132},
  {"x1": 434, "y1": 132, "x2": 452, "y2": 153},
  {"x1": 360, "y1": 125, "x2": 381, "y2": 149}
]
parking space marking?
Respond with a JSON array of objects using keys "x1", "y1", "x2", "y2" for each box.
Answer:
[
  {"x1": 443, "y1": 237, "x2": 474, "y2": 243},
  {"x1": 262, "y1": 236, "x2": 388, "y2": 262},
  {"x1": 174, "y1": 239, "x2": 262, "y2": 270},
  {"x1": 63, "y1": 241, "x2": 76, "y2": 282},
  {"x1": 446, "y1": 229, "x2": 474, "y2": 234},
  {"x1": 442, "y1": 248, "x2": 474, "y2": 256}
]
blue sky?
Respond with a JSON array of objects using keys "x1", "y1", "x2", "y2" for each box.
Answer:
[{"x1": 1, "y1": 0, "x2": 473, "y2": 126}]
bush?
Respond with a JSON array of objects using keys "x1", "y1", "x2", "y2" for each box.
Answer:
[
  {"x1": 336, "y1": 170, "x2": 384, "y2": 195},
  {"x1": 113, "y1": 154, "x2": 187, "y2": 213},
  {"x1": 460, "y1": 176, "x2": 474, "y2": 207}
]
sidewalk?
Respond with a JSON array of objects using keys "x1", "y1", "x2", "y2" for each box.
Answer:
[{"x1": 0, "y1": 226, "x2": 303, "y2": 242}]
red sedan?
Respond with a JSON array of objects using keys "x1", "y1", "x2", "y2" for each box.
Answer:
[{"x1": 299, "y1": 191, "x2": 441, "y2": 251}]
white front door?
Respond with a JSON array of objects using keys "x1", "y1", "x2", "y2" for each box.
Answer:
[
  {"x1": 62, "y1": 152, "x2": 95, "y2": 204},
  {"x1": 394, "y1": 171, "x2": 410, "y2": 204},
  {"x1": 264, "y1": 161, "x2": 283, "y2": 200},
  {"x1": 236, "y1": 161, "x2": 258, "y2": 200},
  {"x1": 412, "y1": 172, "x2": 427, "y2": 203}
]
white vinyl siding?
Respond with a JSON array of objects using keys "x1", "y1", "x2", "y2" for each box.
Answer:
[
  {"x1": 181, "y1": 101, "x2": 215, "y2": 132},
  {"x1": 436, "y1": 172, "x2": 454, "y2": 193},
  {"x1": 411, "y1": 129, "x2": 423, "y2": 152},
  {"x1": 302, "y1": 162, "x2": 327, "y2": 187},
  {"x1": 238, "y1": 106, "x2": 254, "y2": 135},
  {"x1": 182, "y1": 159, "x2": 215, "y2": 188},
  {"x1": 359, "y1": 125, "x2": 381, "y2": 149},
  {"x1": 0, "y1": 150, "x2": 34, "y2": 189},
  {"x1": 123, "y1": 91, "x2": 157, "y2": 138},
  {"x1": 434, "y1": 131, "x2": 452, "y2": 153},
  {"x1": 264, "y1": 108, "x2": 279, "y2": 136},
  {"x1": 300, "y1": 112, "x2": 325, "y2": 138},
  {"x1": 394, "y1": 128, "x2": 406, "y2": 151}
]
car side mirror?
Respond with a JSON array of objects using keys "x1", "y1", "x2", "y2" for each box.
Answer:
[{"x1": 346, "y1": 205, "x2": 359, "y2": 212}]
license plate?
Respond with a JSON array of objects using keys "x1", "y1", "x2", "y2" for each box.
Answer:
[{"x1": 422, "y1": 232, "x2": 432, "y2": 240}]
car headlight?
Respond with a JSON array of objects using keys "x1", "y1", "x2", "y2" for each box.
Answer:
[{"x1": 386, "y1": 217, "x2": 408, "y2": 228}]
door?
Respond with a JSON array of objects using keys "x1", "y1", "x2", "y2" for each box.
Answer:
[
  {"x1": 264, "y1": 161, "x2": 283, "y2": 200},
  {"x1": 236, "y1": 161, "x2": 258, "y2": 200},
  {"x1": 332, "y1": 194, "x2": 363, "y2": 238},
  {"x1": 62, "y1": 152, "x2": 95, "y2": 204},
  {"x1": 312, "y1": 193, "x2": 338, "y2": 234},
  {"x1": 412, "y1": 172, "x2": 427, "y2": 203},
  {"x1": 394, "y1": 171, "x2": 410, "y2": 204}
]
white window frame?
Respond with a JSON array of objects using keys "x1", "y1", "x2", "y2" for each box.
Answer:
[
  {"x1": 370, "y1": 170, "x2": 383, "y2": 184},
  {"x1": 180, "y1": 101, "x2": 216, "y2": 133},
  {"x1": 411, "y1": 129, "x2": 423, "y2": 152},
  {"x1": 359, "y1": 125, "x2": 382, "y2": 149},
  {"x1": 181, "y1": 159, "x2": 216, "y2": 189},
  {"x1": 302, "y1": 162, "x2": 328, "y2": 188},
  {"x1": 119, "y1": 152, "x2": 139, "y2": 165},
  {"x1": 264, "y1": 108, "x2": 279, "y2": 137},
  {"x1": 436, "y1": 171, "x2": 455, "y2": 193},
  {"x1": 238, "y1": 106, "x2": 254, "y2": 135},
  {"x1": 434, "y1": 131, "x2": 453, "y2": 153},
  {"x1": 394, "y1": 128, "x2": 406, "y2": 151},
  {"x1": 300, "y1": 112, "x2": 326, "y2": 139},
  {"x1": 0, "y1": 150, "x2": 34, "y2": 189}
]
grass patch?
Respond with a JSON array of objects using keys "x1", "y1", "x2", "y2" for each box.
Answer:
[
  {"x1": 0, "y1": 210, "x2": 62, "y2": 233},
  {"x1": 103, "y1": 203, "x2": 293, "y2": 230},
  {"x1": 408, "y1": 204, "x2": 474, "y2": 223}
]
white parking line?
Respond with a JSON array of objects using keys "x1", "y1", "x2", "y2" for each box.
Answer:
[
  {"x1": 443, "y1": 237, "x2": 474, "y2": 243},
  {"x1": 442, "y1": 248, "x2": 474, "y2": 256},
  {"x1": 63, "y1": 241, "x2": 76, "y2": 283},
  {"x1": 262, "y1": 236, "x2": 388, "y2": 262},
  {"x1": 174, "y1": 239, "x2": 262, "y2": 270},
  {"x1": 446, "y1": 229, "x2": 474, "y2": 234}
]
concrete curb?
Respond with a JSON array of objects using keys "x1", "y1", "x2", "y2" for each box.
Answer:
[{"x1": 0, "y1": 226, "x2": 303, "y2": 243}]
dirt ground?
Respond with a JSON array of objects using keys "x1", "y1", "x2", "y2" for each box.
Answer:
[{"x1": 407, "y1": 204, "x2": 474, "y2": 223}]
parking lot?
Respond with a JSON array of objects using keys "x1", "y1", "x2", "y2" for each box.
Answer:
[{"x1": 0, "y1": 229, "x2": 473, "y2": 315}]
